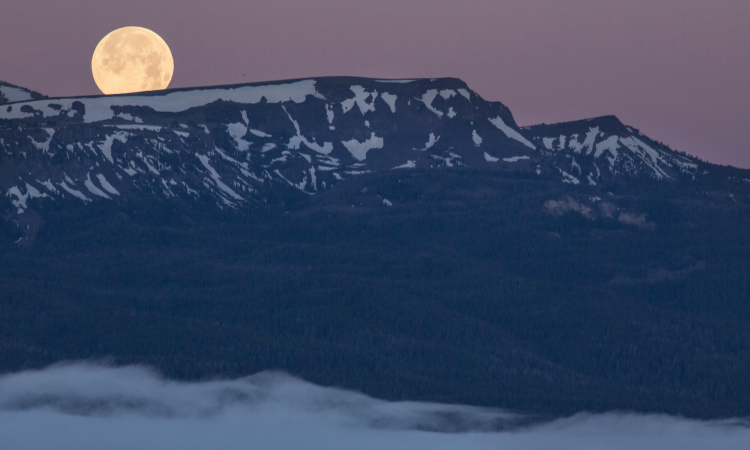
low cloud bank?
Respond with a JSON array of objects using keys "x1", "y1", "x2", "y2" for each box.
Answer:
[{"x1": 0, "y1": 363, "x2": 748, "y2": 450}]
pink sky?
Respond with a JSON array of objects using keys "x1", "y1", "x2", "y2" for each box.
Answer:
[{"x1": 2, "y1": 0, "x2": 749, "y2": 167}]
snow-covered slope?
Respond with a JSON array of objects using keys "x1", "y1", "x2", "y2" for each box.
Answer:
[
  {"x1": 0, "y1": 81, "x2": 45, "y2": 105},
  {"x1": 0, "y1": 77, "x2": 537, "y2": 214},
  {"x1": 524, "y1": 116, "x2": 701, "y2": 185},
  {"x1": 0, "y1": 77, "x2": 712, "y2": 218}
]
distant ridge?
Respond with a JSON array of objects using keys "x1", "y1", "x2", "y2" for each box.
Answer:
[{"x1": 0, "y1": 80, "x2": 46, "y2": 105}]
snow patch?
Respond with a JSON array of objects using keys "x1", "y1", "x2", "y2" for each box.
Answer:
[
  {"x1": 99, "y1": 132, "x2": 129, "y2": 163},
  {"x1": 619, "y1": 136, "x2": 670, "y2": 179},
  {"x1": 249, "y1": 129, "x2": 272, "y2": 138},
  {"x1": 457, "y1": 89, "x2": 471, "y2": 101},
  {"x1": 381, "y1": 93, "x2": 397, "y2": 113},
  {"x1": 568, "y1": 134, "x2": 583, "y2": 153},
  {"x1": 96, "y1": 174, "x2": 120, "y2": 195},
  {"x1": 309, "y1": 167, "x2": 317, "y2": 191},
  {"x1": 417, "y1": 90, "x2": 443, "y2": 117},
  {"x1": 484, "y1": 152, "x2": 499, "y2": 162},
  {"x1": 196, "y1": 154, "x2": 244, "y2": 202},
  {"x1": 447, "y1": 108, "x2": 456, "y2": 118},
  {"x1": 274, "y1": 169, "x2": 310, "y2": 193},
  {"x1": 84, "y1": 174, "x2": 110, "y2": 199},
  {"x1": 109, "y1": 124, "x2": 162, "y2": 132},
  {"x1": 59, "y1": 181, "x2": 90, "y2": 202},
  {"x1": 594, "y1": 135, "x2": 620, "y2": 168},
  {"x1": 241, "y1": 169, "x2": 263, "y2": 183},
  {"x1": 269, "y1": 154, "x2": 289, "y2": 165},
  {"x1": 393, "y1": 160, "x2": 416, "y2": 169},
  {"x1": 7, "y1": 184, "x2": 48, "y2": 212},
  {"x1": 182, "y1": 182, "x2": 198, "y2": 196},
  {"x1": 672, "y1": 156, "x2": 698, "y2": 171},
  {"x1": 116, "y1": 113, "x2": 143, "y2": 123},
  {"x1": 414, "y1": 133, "x2": 440, "y2": 151},
  {"x1": 120, "y1": 165, "x2": 137, "y2": 176},
  {"x1": 472, "y1": 130, "x2": 483, "y2": 147},
  {"x1": 582, "y1": 127, "x2": 600, "y2": 154},
  {"x1": 504, "y1": 156, "x2": 530, "y2": 162},
  {"x1": 214, "y1": 147, "x2": 247, "y2": 168},
  {"x1": 341, "y1": 133, "x2": 384, "y2": 161},
  {"x1": 559, "y1": 169, "x2": 580, "y2": 185},
  {"x1": 28, "y1": 128, "x2": 55, "y2": 152},
  {"x1": 431, "y1": 154, "x2": 459, "y2": 168},
  {"x1": 571, "y1": 158, "x2": 581, "y2": 175},
  {"x1": 284, "y1": 106, "x2": 333, "y2": 155},
  {"x1": 0, "y1": 85, "x2": 33, "y2": 103},
  {"x1": 227, "y1": 123, "x2": 251, "y2": 151},
  {"x1": 341, "y1": 85, "x2": 378, "y2": 115},
  {"x1": 38, "y1": 180, "x2": 58, "y2": 194},
  {"x1": 439, "y1": 90, "x2": 456, "y2": 100},
  {"x1": 317, "y1": 155, "x2": 340, "y2": 167},
  {"x1": 136, "y1": 152, "x2": 160, "y2": 175},
  {"x1": 0, "y1": 80, "x2": 324, "y2": 123},
  {"x1": 488, "y1": 117, "x2": 536, "y2": 149}
]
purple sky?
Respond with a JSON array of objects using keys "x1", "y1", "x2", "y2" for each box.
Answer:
[{"x1": 2, "y1": 0, "x2": 749, "y2": 167}]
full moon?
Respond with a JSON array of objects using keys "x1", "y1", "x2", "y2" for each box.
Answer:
[{"x1": 92, "y1": 26, "x2": 174, "y2": 95}]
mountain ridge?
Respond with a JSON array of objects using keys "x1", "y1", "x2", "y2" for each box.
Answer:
[
  {"x1": 0, "y1": 80, "x2": 46, "y2": 105},
  {"x1": 1, "y1": 76, "x2": 730, "y2": 228},
  {"x1": 2, "y1": 77, "x2": 750, "y2": 419}
]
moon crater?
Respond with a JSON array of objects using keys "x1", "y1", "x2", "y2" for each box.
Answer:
[{"x1": 92, "y1": 27, "x2": 174, "y2": 95}]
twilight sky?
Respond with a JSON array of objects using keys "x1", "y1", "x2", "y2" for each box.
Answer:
[{"x1": 1, "y1": 0, "x2": 749, "y2": 167}]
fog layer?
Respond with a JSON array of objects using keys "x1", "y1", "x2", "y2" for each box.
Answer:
[{"x1": 0, "y1": 363, "x2": 748, "y2": 449}]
